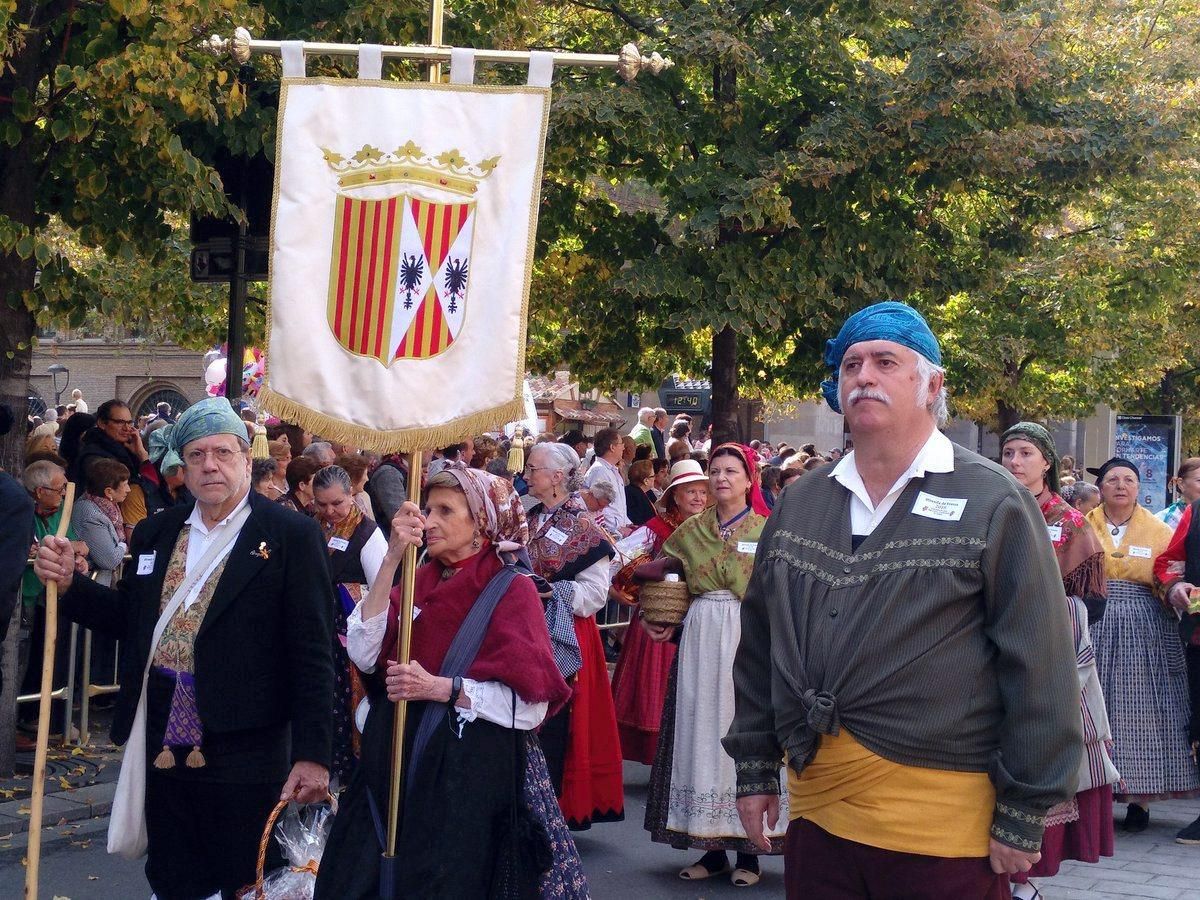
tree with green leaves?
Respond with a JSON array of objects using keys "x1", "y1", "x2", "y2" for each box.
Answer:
[
  {"x1": 0, "y1": 0, "x2": 544, "y2": 775},
  {"x1": 531, "y1": 0, "x2": 1200, "y2": 443}
]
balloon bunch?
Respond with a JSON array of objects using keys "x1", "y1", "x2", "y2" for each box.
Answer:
[{"x1": 204, "y1": 347, "x2": 265, "y2": 398}]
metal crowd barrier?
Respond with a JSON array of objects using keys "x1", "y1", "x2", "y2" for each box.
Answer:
[
  {"x1": 596, "y1": 600, "x2": 634, "y2": 632},
  {"x1": 16, "y1": 558, "x2": 124, "y2": 746}
]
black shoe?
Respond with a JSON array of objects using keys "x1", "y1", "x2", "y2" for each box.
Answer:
[
  {"x1": 1177, "y1": 814, "x2": 1200, "y2": 844},
  {"x1": 1123, "y1": 803, "x2": 1150, "y2": 833}
]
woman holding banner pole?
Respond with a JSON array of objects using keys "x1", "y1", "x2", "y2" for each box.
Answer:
[{"x1": 315, "y1": 464, "x2": 578, "y2": 899}]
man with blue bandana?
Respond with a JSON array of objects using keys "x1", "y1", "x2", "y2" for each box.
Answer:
[
  {"x1": 35, "y1": 397, "x2": 336, "y2": 900},
  {"x1": 724, "y1": 301, "x2": 1082, "y2": 898}
]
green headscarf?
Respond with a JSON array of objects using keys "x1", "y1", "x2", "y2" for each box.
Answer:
[
  {"x1": 147, "y1": 424, "x2": 176, "y2": 471},
  {"x1": 162, "y1": 398, "x2": 247, "y2": 471},
  {"x1": 1000, "y1": 422, "x2": 1060, "y2": 495}
]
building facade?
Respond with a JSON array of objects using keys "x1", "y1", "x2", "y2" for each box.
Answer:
[{"x1": 29, "y1": 339, "x2": 207, "y2": 419}]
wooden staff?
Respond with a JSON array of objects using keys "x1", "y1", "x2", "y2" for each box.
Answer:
[
  {"x1": 383, "y1": 449, "x2": 424, "y2": 866},
  {"x1": 25, "y1": 482, "x2": 76, "y2": 900}
]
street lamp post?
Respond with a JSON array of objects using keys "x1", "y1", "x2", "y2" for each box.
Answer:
[{"x1": 47, "y1": 363, "x2": 70, "y2": 406}]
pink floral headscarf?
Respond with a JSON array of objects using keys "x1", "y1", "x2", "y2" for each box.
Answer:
[{"x1": 439, "y1": 462, "x2": 529, "y2": 553}]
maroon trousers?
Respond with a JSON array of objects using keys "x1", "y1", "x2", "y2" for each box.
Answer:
[{"x1": 785, "y1": 817, "x2": 1011, "y2": 900}]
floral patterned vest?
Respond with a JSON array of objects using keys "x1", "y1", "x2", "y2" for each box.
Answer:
[{"x1": 152, "y1": 526, "x2": 231, "y2": 672}]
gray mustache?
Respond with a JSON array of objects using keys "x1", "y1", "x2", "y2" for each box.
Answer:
[{"x1": 848, "y1": 388, "x2": 891, "y2": 405}]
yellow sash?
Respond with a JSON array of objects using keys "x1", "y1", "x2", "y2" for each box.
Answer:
[{"x1": 787, "y1": 729, "x2": 994, "y2": 857}]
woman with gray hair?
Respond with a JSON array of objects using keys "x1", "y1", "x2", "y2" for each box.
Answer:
[
  {"x1": 312, "y1": 464, "x2": 387, "y2": 786},
  {"x1": 524, "y1": 442, "x2": 624, "y2": 830}
]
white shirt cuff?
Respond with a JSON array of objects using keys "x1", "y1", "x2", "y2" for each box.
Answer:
[
  {"x1": 457, "y1": 679, "x2": 548, "y2": 730},
  {"x1": 346, "y1": 602, "x2": 388, "y2": 673}
]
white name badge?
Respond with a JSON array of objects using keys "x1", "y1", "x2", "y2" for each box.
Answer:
[
  {"x1": 1047, "y1": 525, "x2": 1063, "y2": 542},
  {"x1": 136, "y1": 553, "x2": 156, "y2": 575},
  {"x1": 327, "y1": 536, "x2": 350, "y2": 552},
  {"x1": 912, "y1": 492, "x2": 968, "y2": 522},
  {"x1": 1129, "y1": 545, "x2": 1152, "y2": 559},
  {"x1": 545, "y1": 526, "x2": 570, "y2": 546},
  {"x1": 737, "y1": 541, "x2": 759, "y2": 555}
]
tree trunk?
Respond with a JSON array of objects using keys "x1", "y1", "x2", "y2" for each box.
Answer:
[
  {"x1": 708, "y1": 61, "x2": 740, "y2": 448},
  {"x1": 0, "y1": 605, "x2": 22, "y2": 777},
  {"x1": 996, "y1": 399, "x2": 1022, "y2": 434},
  {"x1": 0, "y1": 7, "x2": 47, "y2": 775},
  {"x1": 710, "y1": 324, "x2": 740, "y2": 446}
]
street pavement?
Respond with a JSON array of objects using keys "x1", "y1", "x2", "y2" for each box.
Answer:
[{"x1": 6, "y1": 755, "x2": 1200, "y2": 898}]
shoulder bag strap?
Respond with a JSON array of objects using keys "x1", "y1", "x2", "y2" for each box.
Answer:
[{"x1": 405, "y1": 564, "x2": 521, "y2": 788}]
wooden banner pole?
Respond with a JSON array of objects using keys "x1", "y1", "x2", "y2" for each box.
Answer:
[
  {"x1": 25, "y1": 483, "x2": 76, "y2": 900},
  {"x1": 382, "y1": 450, "x2": 424, "y2": 866}
]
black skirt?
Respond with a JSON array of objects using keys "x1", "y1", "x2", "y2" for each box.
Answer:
[{"x1": 316, "y1": 688, "x2": 519, "y2": 899}]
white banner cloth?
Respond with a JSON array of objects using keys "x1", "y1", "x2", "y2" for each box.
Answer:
[{"x1": 261, "y1": 79, "x2": 551, "y2": 451}]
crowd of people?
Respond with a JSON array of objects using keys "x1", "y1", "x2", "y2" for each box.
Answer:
[{"x1": 10, "y1": 303, "x2": 1200, "y2": 898}]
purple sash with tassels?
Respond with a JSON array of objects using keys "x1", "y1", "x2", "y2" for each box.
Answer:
[{"x1": 152, "y1": 666, "x2": 207, "y2": 770}]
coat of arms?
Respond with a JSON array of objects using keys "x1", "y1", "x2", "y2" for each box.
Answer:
[{"x1": 322, "y1": 142, "x2": 499, "y2": 363}]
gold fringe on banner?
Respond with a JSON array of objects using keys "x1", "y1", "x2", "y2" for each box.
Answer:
[{"x1": 257, "y1": 385, "x2": 526, "y2": 454}]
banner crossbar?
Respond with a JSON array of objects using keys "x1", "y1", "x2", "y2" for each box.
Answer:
[{"x1": 202, "y1": 28, "x2": 673, "y2": 82}]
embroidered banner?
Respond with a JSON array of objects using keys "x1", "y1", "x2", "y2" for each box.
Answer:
[{"x1": 260, "y1": 79, "x2": 550, "y2": 451}]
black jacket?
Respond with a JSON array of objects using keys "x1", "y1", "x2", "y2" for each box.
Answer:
[
  {"x1": 61, "y1": 490, "x2": 336, "y2": 770},
  {"x1": 0, "y1": 472, "x2": 33, "y2": 644},
  {"x1": 69, "y1": 427, "x2": 142, "y2": 485}
]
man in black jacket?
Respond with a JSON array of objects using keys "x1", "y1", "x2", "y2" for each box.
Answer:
[
  {"x1": 36, "y1": 398, "x2": 335, "y2": 900},
  {"x1": 0, "y1": 403, "x2": 35, "y2": 696}
]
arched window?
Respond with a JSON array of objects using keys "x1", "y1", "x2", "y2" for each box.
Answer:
[
  {"x1": 134, "y1": 387, "x2": 190, "y2": 421},
  {"x1": 27, "y1": 387, "x2": 46, "y2": 419}
]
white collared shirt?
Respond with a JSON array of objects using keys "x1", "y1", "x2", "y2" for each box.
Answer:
[
  {"x1": 829, "y1": 430, "x2": 955, "y2": 536},
  {"x1": 179, "y1": 490, "x2": 252, "y2": 609},
  {"x1": 584, "y1": 456, "x2": 630, "y2": 528}
]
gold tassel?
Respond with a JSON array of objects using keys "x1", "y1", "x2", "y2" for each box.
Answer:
[
  {"x1": 257, "y1": 386, "x2": 526, "y2": 455},
  {"x1": 251, "y1": 424, "x2": 270, "y2": 460},
  {"x1": 153, "y1": 746, "x2": 175, "y2": 769},
  {"x1": 185, "y1": 745, "x2": 206, "y2": 769}
]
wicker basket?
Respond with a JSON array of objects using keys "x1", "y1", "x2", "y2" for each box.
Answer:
[{"x1": 640, "y1": 578, "x2": 691, "y2": 627}]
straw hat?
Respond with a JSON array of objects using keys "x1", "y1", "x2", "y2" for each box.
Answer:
[{"x1": 666, "y1": 459, "x2": 707, "y2": 491}]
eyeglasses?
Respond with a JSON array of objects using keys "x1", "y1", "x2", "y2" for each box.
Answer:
[
  {"x1": 525, "y1": 465, "x2": 551, "y2": 474},
  {"x1": 37, "y1": 484, "x2": 68, "y2": 496},
  {"x1": 184, "y1": 447, "x2": 243, "y2": 466},
  {"x1": 104, "y1": 417, "x2": 134, "y2": 426}
]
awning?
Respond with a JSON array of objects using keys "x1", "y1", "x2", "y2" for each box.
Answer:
[{"x1": 551, "y1": 399, "x2": 626, "y2": 427}]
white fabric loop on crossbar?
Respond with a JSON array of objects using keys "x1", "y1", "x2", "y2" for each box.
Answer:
[
  {"x1": 527, "y1": 51, "x2": 554, "y2": 87},
  {"x1": 281, "y1": 41, "x2": 306, "y2": 78},
  {"x1": 450, "y1": 48, "x2": 476, "y2": 85},
  {"x1": 358, "y1": 44, "x2": 383, "y2": 80}
]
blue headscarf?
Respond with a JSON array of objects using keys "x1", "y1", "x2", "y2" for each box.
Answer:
[
  {"x1": 161, "y1": 398, "x2": 247, "y2": 471},
  {"x1": 147, "y1": 424, "x2": 176, "y2": 470},
  {"x1": 820, "y1": 301, "x2": 942, "y2": 413}
]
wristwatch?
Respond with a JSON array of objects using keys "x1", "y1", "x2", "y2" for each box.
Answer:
[{"x1": 447, "y1": 675, "x2": 463, "y2": 707}]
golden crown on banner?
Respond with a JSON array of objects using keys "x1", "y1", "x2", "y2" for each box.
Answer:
[{"x1": 321, "y1": 141, "x2": 501, "y2": 196}]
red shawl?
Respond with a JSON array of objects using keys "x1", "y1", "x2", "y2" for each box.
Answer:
[
  {"x1": 1039, "y1": 489, "x2": 1106, "y2": 602},
  {"x1": 378, "y1": 546, "x2": 570, "y2": 711},
  {"x1": 644, "y1": 514, "x2": 679, "y2": 554}
]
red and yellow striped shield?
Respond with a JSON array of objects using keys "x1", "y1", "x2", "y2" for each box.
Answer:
[{"x1": 326, "y1": 194, "x2": 474, "y2": 364}]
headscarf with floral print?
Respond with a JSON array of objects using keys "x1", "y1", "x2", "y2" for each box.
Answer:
[{"x1": 438, "y1": 461, "x2": 528, "y2": 553}]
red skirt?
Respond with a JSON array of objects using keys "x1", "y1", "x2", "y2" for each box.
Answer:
[
  {"x1": 558, "y1": 615, "x2": 625, "y2": 830},
  {"x1": 1014, "y1": 784, "x2": 1114, "y2": 881},
  {"x1": 609, "y1": 607, "x2": 676, "y2": 765}
]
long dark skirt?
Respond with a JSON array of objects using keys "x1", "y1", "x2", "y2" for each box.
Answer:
[{"x1": 316, "y1": 692, "x2": 517, "y2": 899}]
